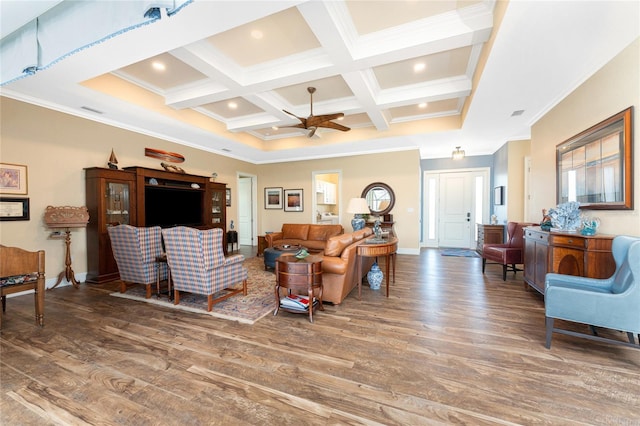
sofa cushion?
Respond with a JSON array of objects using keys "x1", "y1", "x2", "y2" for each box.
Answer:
[
  {"x1": 324, "y1": 233, "x2": 354, "y2": 257},
  {"x1": 307, "y1": 224, "x2": 343, "y2": 241},
  {"x1": 352, "y1": 228, "x2": 372, "y2": 241},
  {"x1": 322, "y1": 256, "x2": 347, "y2": 275},
  {"x1": 282, "y1": 224, "x2": 309, "y2": 240}
]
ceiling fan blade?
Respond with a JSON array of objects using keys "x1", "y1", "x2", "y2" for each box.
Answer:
[
  {"x1": 307, "y1": 126, "x2": 317, "y2": 138},
  {"x1": 318, "y1": 121, "x2": 351, "y2": 132},
  {"x1": 306, "y1": 113, "x2": 343, "y2": 127}
]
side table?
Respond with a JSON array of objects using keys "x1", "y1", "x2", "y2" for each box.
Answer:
[
  {"x1": 274, "y1": 254, "x2": 324, "y2": 322},
  {"x1": 357, "y1": 237, "x2": 398, "y2": 298},
  {"x1": 257, "y1": 235, "x2": 267, "y2": 257},
  {"x1": 226, "y1": 230, "x2": 238, "y2": 253}
]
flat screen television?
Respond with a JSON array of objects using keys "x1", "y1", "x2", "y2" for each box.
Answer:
[{"x1": 145, "y1": 186, "x2": 204, "y2": 228}]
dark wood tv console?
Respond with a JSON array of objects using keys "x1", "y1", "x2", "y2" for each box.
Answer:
[{"x1": 85, "y1": 166, "x2": 226, "y2": 283}]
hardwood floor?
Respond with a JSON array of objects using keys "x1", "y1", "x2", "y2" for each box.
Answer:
[{"x1": 1, "y1": 248, "x2": 639, "y2": 425}]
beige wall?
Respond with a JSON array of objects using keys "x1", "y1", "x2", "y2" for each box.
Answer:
[
  {"x1": 506, "y1": 139, "x2": 530, "y2": 222},
  {"x1": 529, "y1": 37, "x2": 640, "y2": 236},
  {"x1": 258, "y1": 150, "x2": 421, "y2": 253},
  {"x1": 0, "y1": 97, "x2": 421, "y2": 285}
]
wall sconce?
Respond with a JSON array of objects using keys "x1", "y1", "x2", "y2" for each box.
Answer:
[{"x1": 452, "y1": 146, "x2": 465, "y2": 160}]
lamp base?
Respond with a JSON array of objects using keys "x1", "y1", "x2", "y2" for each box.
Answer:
[{"x1": 351, "y1": 217, "x2": 365, "y2": 232}]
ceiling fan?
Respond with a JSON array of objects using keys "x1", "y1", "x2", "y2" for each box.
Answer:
[{"x1": 283, "y1": 87, "x2": 351, "y2": 138}]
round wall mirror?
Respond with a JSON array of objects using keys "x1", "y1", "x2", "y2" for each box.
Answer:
[{"x1": 361, "y1": 182, "x2": 395, "y2": 216}]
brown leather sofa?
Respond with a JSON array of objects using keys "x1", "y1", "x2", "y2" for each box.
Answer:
[
  {"x1": 265, "y1": 223, "x2": 343, "y2": 252},
  {"x1": 266, "y1": 224, "x2": 376, "y2": 304}
]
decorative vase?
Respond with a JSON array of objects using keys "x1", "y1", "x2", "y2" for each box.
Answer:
[
  {"x1": 352, "y1": 216, "x2": 365, "y2": 231},
  {"x1": 367, "y1": 261, "x2": 383, "y2": 290}
]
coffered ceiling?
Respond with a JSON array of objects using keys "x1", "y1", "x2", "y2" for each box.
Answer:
[{"x1": 1, "y1": 1, "x2": 638, "y2": 163}]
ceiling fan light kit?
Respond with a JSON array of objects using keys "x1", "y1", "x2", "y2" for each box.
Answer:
[{"x1": 283, "y1": 87, "x2": 351, "y2": 138}]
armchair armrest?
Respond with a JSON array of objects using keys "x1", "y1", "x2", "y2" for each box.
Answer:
[
  {"x1": 265, "y1": 232, "x2": 283, "y2": 247},
  {"x1": 223, "y1": 254, "x2": 245, "y2": 266},
  {"x1": 545, "y1": 272, "x2": 614, "y2": 292}
]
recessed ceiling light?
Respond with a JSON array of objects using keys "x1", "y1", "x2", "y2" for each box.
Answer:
[
  {"x1": 151, "y1": 61, "x2": 166, "y2": 71},
  {"x1": 413, "y1": 62, "x2": 426, "y2": 72},
  {"x1": 337, "y1": 116, "x2": 344, "y2": 121},
  {"x1": 418, "y1": 102, "x2": 427, "y2": 108},
  {"x1": 228, "y1": 101, "x2": 238, "y2": 109},
  {"x1": 251, "y1": 29, "x2": 263, "y2": 39},
  {"x1": 272, "y1": 126, "x2": 279, "y2": 130}
]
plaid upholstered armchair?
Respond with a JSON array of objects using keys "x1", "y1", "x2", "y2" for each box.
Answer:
[
  {"x1": 107, "y1": 225, "x2": 168, "y2": 299},
  {"x1": 161, "y1": 227, "x2": 247, "y2": 311}
]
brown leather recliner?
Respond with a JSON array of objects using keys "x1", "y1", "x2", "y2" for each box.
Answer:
[{"x1": 482, "y1": 222, "x2": 533, "y2": 281}]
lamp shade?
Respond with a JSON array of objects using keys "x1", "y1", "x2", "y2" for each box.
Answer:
[{"x1": 347, "y1": 198, "x2": 370, "y2": 214}]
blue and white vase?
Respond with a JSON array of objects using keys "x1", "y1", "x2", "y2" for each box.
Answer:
[{"x1": 367, "y1": 261, "x2": 383, "y2": 290}]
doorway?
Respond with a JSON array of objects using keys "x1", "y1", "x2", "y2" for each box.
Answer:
[
  {"x1": 312, "y1": 170, "x2": 341, "y2": 224},
  {"x1": 237, "y1": 173, "x2": 257, "y2": 247},
  {"x1": 422, "y1": 168, "x2": 490, "y2": 248}
]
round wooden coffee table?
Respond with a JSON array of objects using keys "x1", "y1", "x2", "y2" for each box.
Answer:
[{"x1": 274, "y1": 254, "x2": 323, "y2": 322}]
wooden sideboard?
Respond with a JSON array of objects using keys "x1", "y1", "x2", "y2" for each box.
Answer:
[
  {"x1": 523, "y1": 226, "x2": 615, "y2": 294},
  {"x1": 476, "y1": 224, "x2": 504, "y2": 254}
]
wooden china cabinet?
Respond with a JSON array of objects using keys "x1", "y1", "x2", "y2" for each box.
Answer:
[
  {"x1": 85, "y1": 167, "x2": 136, "y2": 283},
  {"x1": 85, "y1": 166, "x2": 227, "y2": 283}
]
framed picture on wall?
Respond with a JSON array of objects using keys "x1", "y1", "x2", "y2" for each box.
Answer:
[
  {"x1": 0, "y1": 197, "x2": 30, "y2": 221},
  {"x1": 265, "y1": 187, "x2": 283, "y2": 209},
  {"x1": 0, "y1": 163, "x2": 28, "y2": 195},
  {"x1": 494, "y1": 186, "x2": 504, "y2": 205},
  {"x1": 284, "y1": 189, "x2": 304, "y2": 212}
]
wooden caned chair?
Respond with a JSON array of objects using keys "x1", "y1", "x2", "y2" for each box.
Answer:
[{"x1": 0, "y1": 245, "x2": 45, "y2": 329}]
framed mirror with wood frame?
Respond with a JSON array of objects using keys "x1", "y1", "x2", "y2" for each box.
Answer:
[{"x1": 556, "y1": 106, "x2": 633, "y2": 210}]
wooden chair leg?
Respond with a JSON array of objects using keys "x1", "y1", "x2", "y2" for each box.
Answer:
[
  {"x1": 627, "y1": 332, "x2": 636, "y2": 344},
  {"x1": 145, "y1": 284, "x2": 152, "y2": 299},
  {"x1": 545, "y1": 317, "x2": 554, "y2": 349},
  {"x1": 482, "y1": 258, "x2": 486, "y2": 273},
  {"x1": 502, "y1": 264, "x2": 507, "y2": 281}
]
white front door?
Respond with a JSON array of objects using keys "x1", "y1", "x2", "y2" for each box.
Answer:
[
  {"x1": 238, "y1": 177, "x2": 253, "y2": 245},
  {"x1": 438, "y1": 172, "x2": 474, "y2": 248}
]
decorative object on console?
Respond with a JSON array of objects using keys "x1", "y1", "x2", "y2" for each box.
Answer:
[
  {"x1": 160, "y1": 162, "x2": 185, "y2": 173},
  {"x1": 347, "y1": 197, "x2": 369, "y2": 231},
  {"x1": 547, "y1": 201, "x2": 581, "y2": 232},
  {"x1": 295, "y1": 248, "x2": 310, "y2": 259},
  {"x1": 540, "y1": 209, "x2": 552, "y2": 231},
  {"x1": 580, "y1": 215, "x2": 601, "y2": 236},
  {"x1": 145, "y1": 147, "x2": 185, "y2": 163},
  {"x1": 367, "y1": 262, "x2": 383, "y2": 290},
  {"x1": 108, "y1": 149, "x2": 118, "y2": 169},
  {"x1": 44, "y1": 206, "x2": 90, "y2": 289},
  {"x1": 211, "y1": 172, "x2": 218, "y2": 182}
]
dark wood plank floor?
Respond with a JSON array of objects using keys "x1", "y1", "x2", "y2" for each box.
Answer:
[{"x1": 2, "y1": 248, "x2": 639, "y2": 425}]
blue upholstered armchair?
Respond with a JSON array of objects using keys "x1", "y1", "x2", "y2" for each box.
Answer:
[
  {"x1": 161, "y1": 227, "x2": 247, "y2": 311},
  {"x1": 544, "y1": 235, "x2": 640, "y2": 349},
  {"x1": 107, "y1": 225, "x2": 167, "y2": 299}
]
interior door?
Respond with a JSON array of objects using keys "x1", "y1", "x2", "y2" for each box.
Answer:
[
  {"x1": 238, "y1": 177, "x2": 252, "y2": 245},
  {"x1": 438, "y1": 172, "x2": 474, "y2": 248}
]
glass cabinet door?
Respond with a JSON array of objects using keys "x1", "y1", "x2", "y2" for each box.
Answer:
[
  {"x1": 105, "y1": 181, "x2": 131, "y2": 229},
  {"x1": 211, "y1": 188, "x2": 223, "y2": 225}
]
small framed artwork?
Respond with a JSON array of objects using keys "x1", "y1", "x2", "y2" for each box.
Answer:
[
  {"x1": 284, "y1": 189, "x2": 304, "y2": 212},
  {"x1": 0, "y1": 163, "x2": 28, "y2": 195},
  {"x1": 265, "y1": 187, "x2": 283, "y2": 209},
  {"x1": 494, "y1": 186, "x2": 504, "y2": 205},
  {"x1": 0, "y1": 197, "x2": 30, "y2": 221},
  {"x1": 226, "y1": 188, "x2": 231, "y2": 207}
]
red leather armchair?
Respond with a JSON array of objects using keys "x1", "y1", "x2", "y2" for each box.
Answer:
[{"x1": 482, "y1": 222, "x2": 533, "y2": 281}]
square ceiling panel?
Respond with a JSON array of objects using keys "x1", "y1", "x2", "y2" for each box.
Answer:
[
  {"x1": 389, "y1": 98, "x2": 460, "y2": 120},
  {"x1": 200, "y1": 97, "x2": 265, "y2": 119},
  {"x1": 275, "y1": 75, "x2": 353, "y2": 106},
  {"x1": 118, "y1": 52, "x2": 207, "y2": 90},
  {"x1": 206, "y1": 7, "x2": 320, "y2": 68},
  {"x1": 373, "y1": 46, "x2": 472, "y2": 90},
  {"x1": 346, "y1": 0, "x2": 480, "y2": 35}
]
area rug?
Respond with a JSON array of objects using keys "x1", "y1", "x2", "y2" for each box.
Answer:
[
  {"x1": 440, "y1": 248, "x2": 480, "y2": 258},
  {"x1": 110, "y1": 256, "x2": 277, "y2": 324}
]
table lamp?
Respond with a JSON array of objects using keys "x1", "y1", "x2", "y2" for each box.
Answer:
[
  {"x1": 44, "y1": 206, "x2": 89, "y2": 289},
  {"x1": 347, "y1": 197, "x2": 370, "y2": 231}
]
